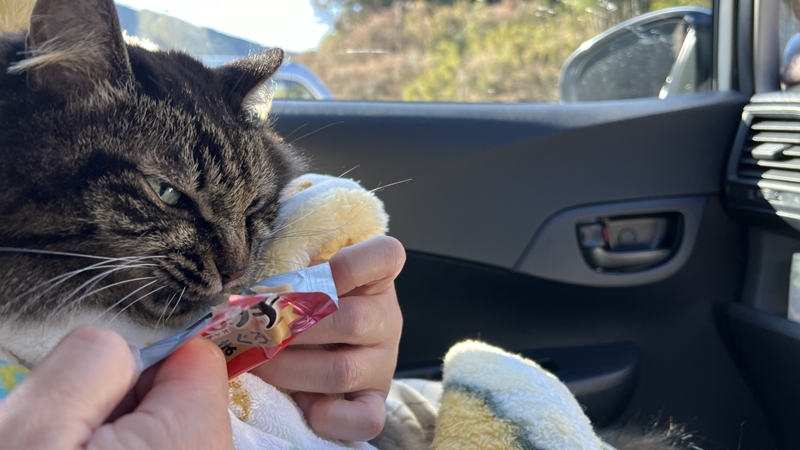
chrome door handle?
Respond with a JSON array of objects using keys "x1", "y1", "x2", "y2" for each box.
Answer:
[{"x1": 577, "y1": 213, "x2": 680, "y2": 272}]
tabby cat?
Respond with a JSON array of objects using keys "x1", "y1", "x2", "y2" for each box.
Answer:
[{"x1": 0, "y1": 0, "x2": 304, "y2": 365}]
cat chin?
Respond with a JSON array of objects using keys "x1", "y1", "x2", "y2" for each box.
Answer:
[{"x1": 0, "y1": 309, "x2": 182, "y2": 368}]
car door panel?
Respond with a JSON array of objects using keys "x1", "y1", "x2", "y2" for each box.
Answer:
[
  {"x1": 273, "y1": 92, "x2": 745, "y2": 269},
  {"x1": 726, "y1": 302, "x2": 800, "y2": 449},
  {"x1": 270, "y1": 91, "x2": 773, "y2": 449},
  {"x1": 388, "y1": 199, "x2": 754, "y2": 444}
]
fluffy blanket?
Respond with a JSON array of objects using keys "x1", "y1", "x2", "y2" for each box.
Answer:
[
  {"x1": 226, "y1": 340, "x2": 614, "y2": 450},
  {"x1": 0, "y1": 339, "x2": 618, "y2": 449}
]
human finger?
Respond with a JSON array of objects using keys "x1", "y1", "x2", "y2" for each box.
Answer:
[
  {"x1": 329, "y1": 236, "x2": 405, "y2": 296},
  {"x1": 292, "y1": 389, "x2": 387, "y2": 442},
  {"x1": 290, "y1": 284, "x2": 402, "y2": 346},
  {"x1": 0, "y1": 326, "x2": 139, "y2": 449},
  {"x1": 250, "y1": 345, "x2": 395, "y2": 395},
  {"x1": 88, "y1": 338, "x2": 234, "y2": 450}
]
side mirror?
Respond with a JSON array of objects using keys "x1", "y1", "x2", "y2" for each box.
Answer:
[{"x1": 559, "y1": 7, "x2": 713, "y2": 103}]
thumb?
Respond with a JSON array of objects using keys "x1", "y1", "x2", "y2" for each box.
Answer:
[{"x1": 0, "y1": 326, "x2": 139, "y2": 449}]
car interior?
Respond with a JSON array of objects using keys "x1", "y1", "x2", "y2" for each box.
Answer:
[{"x1": 261, "y1": 1, "x2": 798, "y2": 449}]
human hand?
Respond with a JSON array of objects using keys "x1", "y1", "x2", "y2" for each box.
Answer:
[
  {"x1": 250, "y1": 235, "x2": 405, "y2": 442},
  {"x1": 0, "y1": 326, "x2": 233, "y2": 450}
]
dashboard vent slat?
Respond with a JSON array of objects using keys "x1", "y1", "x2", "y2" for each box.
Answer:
[
  {"x1": 727, "y1": 94, "x2": 800, "y2": 230},
  {"x1": 751, "y1": 143, "x2": 790, "y2": 160},
  {"x1": 751, "y1": 120, "x2": 800, "y2": 132},
  {"x1": 783, "y1": 146, "x2": 800, "y2": 157},
  {"x1": 735, "y1": 116, "x2": 800, "y2": 209},
  {"x1": 741, "y1": 157, "x2": 800, "y2": 170},
  {"x1": 752, "y1": 131, "x2": 800, "y2": 144},
  {"x1": 760, "y1": 169, "x2": 800, "y2": 184}
]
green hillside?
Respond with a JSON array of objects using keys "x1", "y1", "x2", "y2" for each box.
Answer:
[
  {"x1": 115, "y1": 4, "x2": 265, "y2": 57},
  {"x1": 299, "y1": 0, "x2": 711, "y2": 102}
]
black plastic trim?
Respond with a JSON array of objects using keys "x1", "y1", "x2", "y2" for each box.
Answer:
[{"x1": 725, "y1": 304, "x2": 800, "y2": 449}]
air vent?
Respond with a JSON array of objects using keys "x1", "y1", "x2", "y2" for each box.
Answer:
[
  {"x1": 727, "y1": 93, "x2": 800, "y2": 225},
  {"x1": 737, "y1": 119, "x2": 800, "y2": 186}
]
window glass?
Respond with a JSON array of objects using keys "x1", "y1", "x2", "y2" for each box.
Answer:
[
  {"x1": 273, "y1": 80, "x2": 318, "y2": 100},
  {"x1": 116, "y1": 0, "x2": 713, "y2": 103}
]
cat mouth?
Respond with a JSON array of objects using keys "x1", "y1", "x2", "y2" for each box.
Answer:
[
  {"x1": 119, "y1": 284, "x2": 223, "y2": 327},
  {"x1": 141, "y1": 261, "x2": 252, "y2": 320}
]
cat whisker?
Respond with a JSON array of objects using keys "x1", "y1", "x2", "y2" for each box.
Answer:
[
  {"x1": 63, "y1": 276, "x2": 157, "y2": 319},
  {"x1": 150, "y1": 286, "x2": 187, "y2": 339},
  {"x1": 0, "y1": 247, "x2": 166, "y2": 261},
  {"x1": 46, "y1": 267, "x2": 136, "y2": 319},
  {"x1": 106, "y1": 284, "x2": 167, "y2": 327},
  {"x1": 150, "y1": 291, "x2": 176, "y2": 339},
  {"x1": 339, "y1": 165, "x2": 360, "y2": 178},
  {"x1": 106, "y1": 285, "x2": 167, "y2": 327},
  {"x1": 255, "y1": 258, "x2": 309, "y2": 275},
  {"x1": 163, "y1": 286, "x2": 187, "y2": 327},
  {"x1": 22, "y1": 260, "x2": 159, "y2": 319},
  {"x1": 280, "y1": 123, "x2": 307, "y2": 141},
  {"x1": 4, "y1": 261, "x2": 151, "y2": 321},
  {"x1": 370, "y1": 178, "x2": 412, "y2": 193},
  {"x1": 53, "y1": 263, "x2": 160, "y2": 312},
  {"x1": 268, "y1": 202, "x2": 376, "y2": 243},
  {"x1": 287, "y1": 121, "x2": 344, "y2": 146},
  {"x1": 268, "y1": 177, "x2": 386, "y2": 241},
  {"x1": 22, "y1": 260, "x2": 121, "y2": 301},
  {"x1": 257, "y1": 257, "x2": 309, "y2": 267},
  {"x1": 258, "y1": 207, "x2": 334, "y2": 253},
  {"x1": 92, "y1": 279, "x2": 160, "y2": 323},
  {"x1": 258, "y1": 202, "x2": 378, "y2": 274},
  {"x1": 268, "y1": 200, "x2": 334, "y2": 237},
  {"x1": 21, "y1": 256, "x2": 163, "y2": 300}
]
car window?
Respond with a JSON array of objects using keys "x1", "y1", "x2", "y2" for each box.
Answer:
[
  {"x1": 273, "y1": 80, "x2": 318, "y2": 100},
  {"x1": 115, "y1": 0, "x2": 713, "y2": 103}
]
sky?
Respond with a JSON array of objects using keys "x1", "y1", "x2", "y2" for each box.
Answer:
[{"x1": 114, "y1": 0, "x2": 331, "y2": 52}]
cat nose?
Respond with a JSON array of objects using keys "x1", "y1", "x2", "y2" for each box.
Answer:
[{"x1": 218, "y1": 265, "x2": 247, "y2": 284}]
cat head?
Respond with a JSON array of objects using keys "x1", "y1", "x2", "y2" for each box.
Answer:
[{"x1": 0, "y1": 0, "x2": 305, "y2": 342}]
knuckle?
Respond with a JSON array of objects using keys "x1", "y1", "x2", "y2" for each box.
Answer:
[
  {"x1": 328, "y1": 353, "x2": 363, "y2": 392},
  {"x1": 345, "y1": 304, "x2": 372, "y2": 340}
]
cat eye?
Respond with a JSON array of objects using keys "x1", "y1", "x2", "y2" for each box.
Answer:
[{"x1": 146, "y1": 177, "x2": 182, "y2": 206}]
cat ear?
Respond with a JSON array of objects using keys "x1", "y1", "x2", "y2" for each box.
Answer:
[
  {"x1": 11, "y1": 0, "x2": 132, "y2": 96},
  {"x1": 215, "y1": 48, "x2": 284, "y2": 121}
]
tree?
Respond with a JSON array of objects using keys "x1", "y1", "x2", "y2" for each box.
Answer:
[{"x1": 300, "y1": 0, "x2": 711, "y2": 102}]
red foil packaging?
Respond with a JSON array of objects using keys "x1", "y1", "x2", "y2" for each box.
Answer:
[{"x1": 137, "y1": 263, "x2": 338, "y2": 378}]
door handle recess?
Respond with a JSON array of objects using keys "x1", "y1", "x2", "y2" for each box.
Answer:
[
  {"x1": 577, "y1": 213, "x2": 681, "y2": 272},
  {"x1": 586, "y1": 247, "x2": 672, "y2": 270}
]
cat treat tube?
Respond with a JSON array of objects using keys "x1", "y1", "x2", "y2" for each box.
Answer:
[{"x1": 138, "y1": 264, "x2": 338, "y2": 378}]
